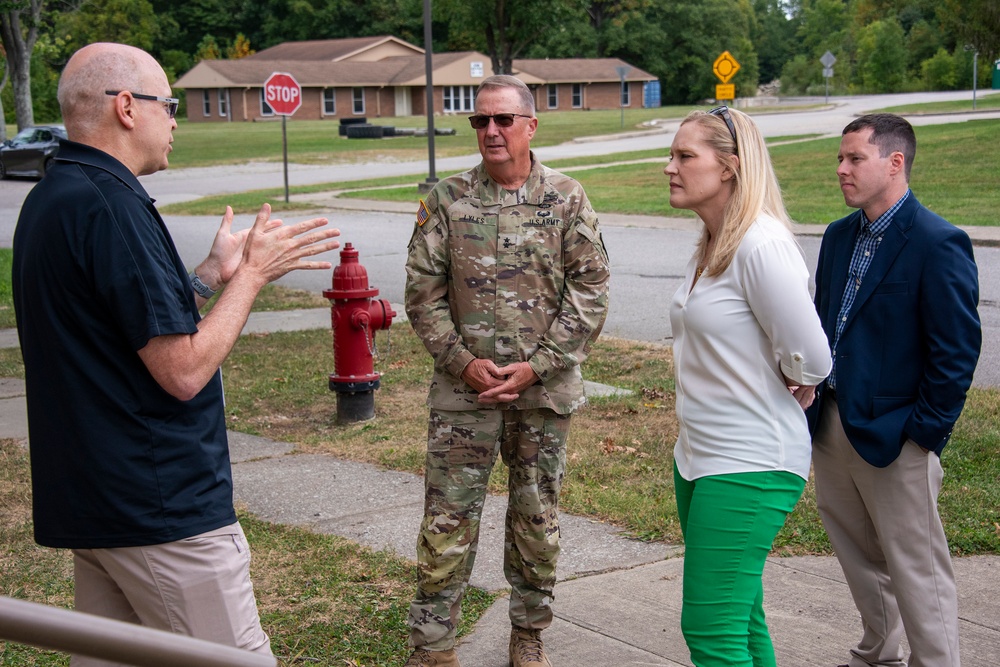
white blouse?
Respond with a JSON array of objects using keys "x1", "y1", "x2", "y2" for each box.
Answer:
[{"x1": 670, "y1": 215, "x2": 832, "y2": 481}]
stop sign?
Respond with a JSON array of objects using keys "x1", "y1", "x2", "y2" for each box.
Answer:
[{"x1": 264, "y1": 72, "x2": 302, "y2": 116}]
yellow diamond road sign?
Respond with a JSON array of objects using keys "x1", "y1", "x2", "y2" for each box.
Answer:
[{"x1": 713, "y1": 51, "x2": 741, "y2": 84}]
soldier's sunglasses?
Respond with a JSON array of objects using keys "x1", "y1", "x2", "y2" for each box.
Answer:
[
  {"x1": 468, "y1": 113, "x2": 533, "y2": 130},
  {"x1": 708, "y1": 105, "x2": 738, "y2": 151},
  {"x1": 105, "y1": 90, "x2": 179, "y2": 119}
]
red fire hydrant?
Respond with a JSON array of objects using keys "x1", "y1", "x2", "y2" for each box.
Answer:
[{"x1": 323, "y1": 243, "x2": 396, "y2": 423}]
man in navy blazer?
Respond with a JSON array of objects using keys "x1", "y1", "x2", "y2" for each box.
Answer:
[{"x1": 808, "y1": 114, "x2": 980, "y2": 667}]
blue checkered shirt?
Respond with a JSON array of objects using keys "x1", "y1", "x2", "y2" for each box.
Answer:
[{"x1": 828, "y1": 190, "x2": 910, "y2": 390}]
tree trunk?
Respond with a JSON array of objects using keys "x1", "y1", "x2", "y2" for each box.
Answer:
[
  {"x1": 0, "y1": 0, "x2": 42, "y2": 131},
  {"x1": 0, "y1": 62, "x2": 8, "y2": 141}
]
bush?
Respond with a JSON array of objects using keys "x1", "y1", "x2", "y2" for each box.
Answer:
[{"x1": 922, "y1": 48, "x2": 958, "y2": 90}]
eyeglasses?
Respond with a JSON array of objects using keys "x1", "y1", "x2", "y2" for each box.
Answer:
[
  {"x1": 708, "y1": 105, "x2": 738, "y2": 150},
  {"x1": 468, "y1": 113, "x2": 533, "y2": 130},
  {"x1": 105, "y1": 90, "x2": 179, "y2": 119}
]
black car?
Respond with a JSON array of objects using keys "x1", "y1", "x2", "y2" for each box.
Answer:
[{"x1": 0, "y1": 125, "x2": 67, "y2": 179}]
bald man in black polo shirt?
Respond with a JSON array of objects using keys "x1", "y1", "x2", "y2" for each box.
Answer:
[{"x1": 12, "y1": 42, "x2": 339, "y2": 662}]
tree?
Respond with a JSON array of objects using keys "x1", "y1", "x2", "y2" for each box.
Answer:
[
  {"x1": 0, "y1": 0, "x2": 43, "y2": 131},
  {"x1": 793, "y1": 0, "x2": 849, "y2": 57},
  {"x1": 194, "y1": 34, "x2": 222, "y2": 61},
  {"x1": 751, "y1": 0, "x2": 796, "y2": 84},
  {"x1": 55, "y1": 0, "x2": 157, "y2": 56},
  {"x1": 939, "y1": 0, "x2": 1000, "y2": 61},
  {"x1": 0, "y1": 51, "x2": 8, "y2": 140},
  {"x1": 920, "y1": 47, "x2": 956, "y2": 90},
  {"x1": 225, "y1": 33, "x2": 255, "y2": 59},
  {"x1": 437, "y1": 0, "x2": 582, "y2": 75},
  {"x1": 856, "y1": 18, "x2": 907, "y2": 93},
  {"x1": 631, "y1": 0, "x2": 758, "y2": 104}
]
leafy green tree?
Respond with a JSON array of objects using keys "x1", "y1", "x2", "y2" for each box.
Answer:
[
  {"x1": 150, "y1": 0, "x2": 240, "y2": 54},
  {"x1": 640, "y1": 0, "x2": 759, "y2": 104},
  {"x1": 0, "y1": 0, "x2": 43, "y2": 130},
  {"x1": 856, "y1": 17, "x2": 907, "y2": 92},
  {"x1": 586, "y1": 0, "x2": 651, "y2": 58},
  {"x1": 793, "y1": 0, "x2": 849, "y2": 57},
  {"x1": 778, "y1": 53, "x2": 815, "y2": 94},
  {"x1": 195, "y1": 34, "x2": 221, "y2": 61},
  {"x1": 939, "y1": 0, "x2": 1000, "y2": 60},
  {"x1": 527, "y1": 1, "x2": 656, "y2": 61},
  {"x1": 921, "y1": 47, "x2": 957, "y2": 90},
  {"x1": 434, "y1": 0, "x2": 584, "y2": 75},
  {"x1": 54, "y1": 0, "x2": 157, "y2": 56},
  {"x1": 905, "y1": 19, "x2": 941, "y2": 73},
  {"x1": 751, "y1": 0, "x2": 796, "y2": 84}
]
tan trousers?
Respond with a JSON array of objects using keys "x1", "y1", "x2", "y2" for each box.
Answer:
[
  {"x1": 813, "y1": 397, "x2": 960, "y2": 667},
  {"x1": 70, "y1": 521, "x2": 271, "y2": 666}
]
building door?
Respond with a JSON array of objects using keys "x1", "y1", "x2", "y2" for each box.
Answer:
[{"x1": 395, "y1": 88, "x2": 412, "y2": 117}]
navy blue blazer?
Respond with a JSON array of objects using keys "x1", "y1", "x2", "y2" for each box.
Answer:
[{"x1": 807, "y1": 193, "x2": 981, "y2": 467}]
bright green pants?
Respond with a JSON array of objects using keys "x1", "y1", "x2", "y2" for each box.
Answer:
[{"x1": 674, "y1": 464, "x2": 805, "y2": 667}]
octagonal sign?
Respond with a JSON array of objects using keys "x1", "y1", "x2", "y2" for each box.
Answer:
[{"x1": 264, "y1": 72, "x2": 302, "y2": 116}]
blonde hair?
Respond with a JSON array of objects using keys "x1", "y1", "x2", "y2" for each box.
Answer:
[{"x1": 683, "y1": 108, "x2": 792, "y2": 276}]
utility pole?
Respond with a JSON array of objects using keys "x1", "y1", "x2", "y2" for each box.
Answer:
[{"x1": 421, "y1": 0, "x2": 438, "y2": 193}]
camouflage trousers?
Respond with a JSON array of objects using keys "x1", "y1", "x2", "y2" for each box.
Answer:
[{"x1": 408, "y1": 407, "x2": 571, "y2": 651}]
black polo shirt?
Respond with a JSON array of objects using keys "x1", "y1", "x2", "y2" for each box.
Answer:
[{"x1": 12, "y1": 140, "x2": 235, "y2": 549}]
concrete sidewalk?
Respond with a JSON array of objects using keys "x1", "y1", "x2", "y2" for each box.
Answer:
[{"x1": 1, "y1": 312, "x2": 998, "y2": 666}]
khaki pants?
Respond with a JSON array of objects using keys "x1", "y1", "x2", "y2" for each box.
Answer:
[
  {"x1": 71, "y1": 521, "x2": 271, "y2": 666},
  {"x1": 813, "y1": 397, "x2": 960, "y2": 667}
]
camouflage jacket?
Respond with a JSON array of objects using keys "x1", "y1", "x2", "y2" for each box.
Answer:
[{"x1": 405, "y1": 154, "x2": 611, "y2": 414}]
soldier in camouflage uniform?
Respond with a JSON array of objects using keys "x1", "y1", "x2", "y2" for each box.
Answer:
[{"x1": 403, "y1": 75, "x2": 610, "y2": 667}]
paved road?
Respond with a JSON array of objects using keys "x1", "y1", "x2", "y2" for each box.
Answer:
[{"x1": 0, "y1": 91, "x2": 996, "y2": 386}]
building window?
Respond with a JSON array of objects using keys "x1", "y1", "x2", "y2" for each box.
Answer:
[
  {"x1": 572, "y1": 83, "x2": 583, "y2": 108},
  {"x1": 323, "y1": 88, "x2": 336, "y2": 115},
  {"x1": 352, "y1": 87, "x2": 365, "y2": 114},
  {"x1": 621, "y1": 82, "x2": 631, "y2": 107},
  {"x1": 218, "y1": 89, "x2": 227, "y2": 117},
  {"x1": 441, "y1": 86, "x2": 474, "y2": 113},
  {"x1": 260, "y1": 89, "x2": 274, "y2": 117},
  {"x1": 202, "y1": 90, "x2": 211, "y2": 116},
  {"x1": 547, "y1": 84, "x2": 558, "y2": 109}
]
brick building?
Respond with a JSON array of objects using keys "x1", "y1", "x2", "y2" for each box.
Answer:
[{"x1": 173, "y1": 35, "x2": 658, "y2": 123}]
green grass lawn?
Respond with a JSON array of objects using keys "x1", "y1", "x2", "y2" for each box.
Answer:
[
  {"x1": 333, "y1": 120, "x2": 1000, "y2": 226},
  {"x1": 876, "y1": 91, "x2": 1000, "y2": 114}
]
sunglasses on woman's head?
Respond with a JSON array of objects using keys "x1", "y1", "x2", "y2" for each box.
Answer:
[{"x1": 708, "y1": 105, "x2": 738, "y2": 151}]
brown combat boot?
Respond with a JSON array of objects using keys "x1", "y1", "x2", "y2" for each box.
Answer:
[
  {"x1": 403, "y1": 647, "x2": 461, "y2": 667},
  {"x1": 508, "y1": 627, "x2": 552, "y2": 667}
]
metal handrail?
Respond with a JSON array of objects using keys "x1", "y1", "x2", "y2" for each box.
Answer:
[{"x1": 0, "y1": 596, "x2": 276, "y2": 667}]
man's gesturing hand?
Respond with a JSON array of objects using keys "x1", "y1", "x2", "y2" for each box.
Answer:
[{"x1": 238, "y1": 203, "x2": 341, "y2": 287}]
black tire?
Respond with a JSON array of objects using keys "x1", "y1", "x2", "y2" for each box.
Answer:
[
  {"x1": 346, "y1": 124, "x2": 384, "y2": 139},
  {"x1": 0, "y1": 161, "x2": 6, "y2": 180}
]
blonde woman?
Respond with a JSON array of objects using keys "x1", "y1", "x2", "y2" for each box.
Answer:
[{"x1": 664, "y1": 106, "x2": 831, "y2": 666}]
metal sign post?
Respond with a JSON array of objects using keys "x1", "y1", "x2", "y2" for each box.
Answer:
[
  {"x1": 965, "y1": 46, "x2": 979, "y2": 110},
  {"x1": 615, "y1": 65, "x2": 631, "y2": 129},
  {"x1": 820, "y1": 51, "x2": 837, "y2": 104},
  {"x1": 263, "y1": 72, "x2": 302, "y2": 203}
]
